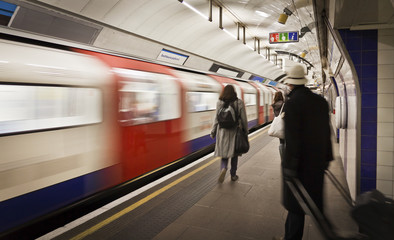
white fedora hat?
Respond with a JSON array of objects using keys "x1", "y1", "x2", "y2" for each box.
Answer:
[{"x1": 284, "y1": 65, "x2": 308, "y2": 85}]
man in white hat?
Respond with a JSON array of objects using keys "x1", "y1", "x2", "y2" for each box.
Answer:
[{"x1": 275, "y1": 65, "x2": 333, "y2": 240}]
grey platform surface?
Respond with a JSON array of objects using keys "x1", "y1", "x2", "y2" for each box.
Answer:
[{"x1": 48, "y1": 128, "x2": 358, "y2": 240}]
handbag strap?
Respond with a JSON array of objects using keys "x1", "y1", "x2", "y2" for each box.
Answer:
[
  {"x1": 279, "y1": 103, "x2": 285, "y2": 114},
  {"x1": 234, "y1": 99, "x2": 244, "y2": 131}
]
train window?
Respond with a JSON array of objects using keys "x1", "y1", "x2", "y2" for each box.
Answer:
[
  {"x1": 186, "y1": 92, "x2": 219, "y2": 112},
  {"x1": 0, "y1": 84, "x2": 102, "y2": 135},
  {"x1": 244, "y1": 93, "x2": 257, "y2": 106},
  {"x1": 114, "y1": 68, "x2": 180, "y2": 125}
]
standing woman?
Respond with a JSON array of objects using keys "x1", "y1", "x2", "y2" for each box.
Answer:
[
  {"x1": 211, "y1": 84, "x2": 248, "y2": 183},
  {"x1": 271, "y1": 91, "x2": 285, "y2": 162}
]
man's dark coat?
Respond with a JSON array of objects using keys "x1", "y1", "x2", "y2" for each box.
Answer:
[{"x1": 282, "y1": 86, "x2": 333, "y2": 214}]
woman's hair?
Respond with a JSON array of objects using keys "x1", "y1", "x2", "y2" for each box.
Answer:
[
  {"x1": 273, "y1": 91, "x2": 284, "y2": 102},
  {"x1": 219, "y1": 84, "x2": 237, "y2": 102}
]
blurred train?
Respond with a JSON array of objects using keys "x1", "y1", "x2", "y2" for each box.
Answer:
[{"x1": 0, "y1": 35, "x2": 282, "y2": 234}]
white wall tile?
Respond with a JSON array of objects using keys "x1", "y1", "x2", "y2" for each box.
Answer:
[
  {"x1": 377, "y1": 136, "x2": 394, "y2": 151},
  {"x1": 378, "y1": 64, "x2": 394, "y2": 79},
  {"x1": 377, "y1": 166, "x2": 393, "y2": 180},
  {"x1": 378, "y1": 29, "x2": 394, "y2": 37},
  {"x1": 378, "y1": 36, "x2": 394, "y2": 50},
  {"x1": 377, "y1": 151, "x2": 394, "y2": 166},
  {"x1": 378, "y1": 50, "x2": 394, "y2": 64},
  {"x1": 377, "y1": 180, "x2": 393, "y2": 195},
  {"x1": 377, "y1": 122, "x2": 394, "y2": 137},
  {"x1": 378, "y1": 93, "x2": 394, "y2": 108},
  {"x1": 377, "y1": 107, "x2": 394, "y2": 122},
  {"x1": 377, "y1": 30, "x2": 394, "y2": 194},
  {"x1": 378, "y1": 79, "x2": 394, "y2": 94}
]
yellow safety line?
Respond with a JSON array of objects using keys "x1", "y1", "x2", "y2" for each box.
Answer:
[
  {"x1": 249, "y1": 127, "x2": 268, "y2": 141},
  {"x1": 70, "y1": 127, "x2": 268, "y2": 240}
]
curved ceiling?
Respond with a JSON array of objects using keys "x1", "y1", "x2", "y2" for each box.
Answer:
[{"x1": 18, "y1": 0, "x2": 321, "y2": 81}]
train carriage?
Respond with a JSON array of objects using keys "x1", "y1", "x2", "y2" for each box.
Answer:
[
  {"x1": 73, "y1": 49, "x2": 187, "y2": 182},
  {"x1": 0, "y1": 39, "x2": 120, "y2": 232},
  {"x1": 173, "y1": 70, "x2": 221, "y2": 153}
]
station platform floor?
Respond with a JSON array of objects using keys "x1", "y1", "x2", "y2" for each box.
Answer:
[{"x1": 38, "y1": 126, "x2": 359, "y2": 240}]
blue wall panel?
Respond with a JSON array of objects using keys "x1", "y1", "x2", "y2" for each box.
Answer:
[{"x1": 339, "y1": 29, "x2": 378, "y2": 193}]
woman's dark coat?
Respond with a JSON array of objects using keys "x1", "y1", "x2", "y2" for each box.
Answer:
[{"x1": 282, "y1": 86, "x2": 333, "y2": 214}]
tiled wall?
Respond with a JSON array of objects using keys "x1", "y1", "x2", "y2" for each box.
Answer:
[
  {"x1": 340, "y1": 29, "x2": 394, "y2": 198},
  {"x1": 377, "y1": 29, "x2": 394, "y2": 199}
]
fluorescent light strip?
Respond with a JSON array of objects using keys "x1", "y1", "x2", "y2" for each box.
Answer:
[
  {"x1": 182, "y1": 1, "x2": 208, "y2": 20},
  {"x1": 181, "y1": 1, "x2": 264, "y2": 57},
  {"x1": 255, "y1": 10, "x2": 269, "y2": 18},
  {"x1": 246, "y1": 44, "x2": 254, "y2": 51},
  {"x1": 223, "y1": 28, "x2": 237, "y2": 39}
]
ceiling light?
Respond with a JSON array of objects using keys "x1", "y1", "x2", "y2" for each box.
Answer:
[
  {"x1": 255, "y1": 10, "x2": 269, "y2": 18},
  {"x1": 278, "y1": 7, "x2": 292, "y2": 24},
  {"x1": 179, "y1": 0, "x2": 208, "y2": 20},
  {"x1": 223, "y1": 28, "x2": 237, "y2": 39}
]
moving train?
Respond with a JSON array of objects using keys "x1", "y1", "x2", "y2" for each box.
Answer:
[{"x1": 0, "y1": 35, "x2": 282, "y2": 234}]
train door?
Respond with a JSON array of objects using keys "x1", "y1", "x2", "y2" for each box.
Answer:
[
  {"x1": 249, "y1": 81, "x2": 264, "y2": 125},
  {"x1": 255, "y1": 82, "x2": 271, "y2": 123},
  {"x1": 236, "y1": 81, "x2": 258, "y2": 129},
  {"x1": 266, "y1": 86, "x2": 276, "y2": 121},
  {"x1": 113, "y1": 68, "x2": 183, "y2": 179}
]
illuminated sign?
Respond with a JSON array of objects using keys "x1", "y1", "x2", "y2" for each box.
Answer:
[
  {"x1": 269, "y1": 31, "x2": 299, "y2": 44},
  {"x1": 0, "y1": 1, "x2": 16, "y2": 17},
  {"x1": 267, "y1": 80, "x2": 278, "y2": 86}
]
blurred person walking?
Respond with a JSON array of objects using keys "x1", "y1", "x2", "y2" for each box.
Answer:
[
  {"x1": 211, "y1": 84, "x2": 248, "y2": 183},
  {"x1": 274, "y1": 65, "x2": 333, "y2": 240}
]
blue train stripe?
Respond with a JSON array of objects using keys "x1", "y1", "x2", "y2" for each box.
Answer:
[
  {"x1": 248, "y1": 119, "x2": 258, "y2": 129},
  {"x1": 0, "y1": 166, "x2": 117, "y2": 232},
  {"x1": 188, "y1": 134, "x2": 216, "y2": 153}
]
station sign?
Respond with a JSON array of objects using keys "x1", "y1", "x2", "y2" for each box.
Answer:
[
  {"x1": 157, "y1": 49, "x2": 188, "y2": 65},
  {"x1": 269, "y1": 31, "x2": 299, "y2": 44}
]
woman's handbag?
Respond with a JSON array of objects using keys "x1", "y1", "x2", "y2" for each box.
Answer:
[
  {"x1": 235, "y1": 127, "x2": 249, "y2": 154},
  {"x1": 268, "y1": 104, "x2": 285, "y2": 139}
]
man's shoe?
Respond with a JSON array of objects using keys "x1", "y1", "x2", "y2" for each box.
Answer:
[
  {"x1": 231, "y1": 175, "x2": 239, "y2": 181},
  {"x1": 218, "y1": 168, "x2": 227, "y2": 183}
]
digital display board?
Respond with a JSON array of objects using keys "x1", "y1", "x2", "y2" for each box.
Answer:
[{"x1": 269, "y1": 31, "x2": 299, "y2": 44}]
